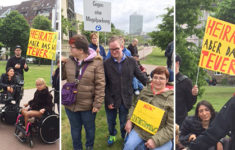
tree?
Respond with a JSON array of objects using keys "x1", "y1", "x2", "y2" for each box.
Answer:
[
  {"x1": 149, "y1": 7, "x2": 174, "y2": 51},
  {"x1": 32, "y1": 15, "x2": 52, "y2": 31},
  {"x1": 176, "y1": 0, "x2": 217, "y2": 97},
  {"x1": 0, "y1": 11, "x2": 30, "y2": 57},
  {"x1": 214, "y1": 0, "x2": 235, "y2": 24}
]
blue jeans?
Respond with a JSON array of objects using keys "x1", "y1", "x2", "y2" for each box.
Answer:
[
  {"x1": 132, "y1": 77, "x2": 144, "y2": 91},
  {"x1": 65, "y1": 108, "x2": 96, "y2": 150},
  {"x1": 123, "y1": 129, "x2": 173, "y2": 150},
  {"x1": 105, "y1": 104, "x2": 129, "y2": 138}
]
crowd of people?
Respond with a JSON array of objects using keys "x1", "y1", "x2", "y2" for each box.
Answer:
[
  {"x1": 61, "y1": 33, "x2": 174, "y2": 150},
  {"x1": 175, "y1": 54, "x2": 234, "y2": 150}
]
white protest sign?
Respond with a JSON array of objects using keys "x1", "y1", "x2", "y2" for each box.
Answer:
[{"x1": 83, "y1": 0, "x2": 111, "y2": 32}]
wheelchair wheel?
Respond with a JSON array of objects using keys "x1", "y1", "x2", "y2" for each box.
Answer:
[{"x1": 28, "y1": 138, "x2": 34, "y2": 148}]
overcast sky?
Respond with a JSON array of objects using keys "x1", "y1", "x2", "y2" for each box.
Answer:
[
  {"x1": 75, "y1": 0, "x2": 174, "y2": 33},
  {"x1": 0, "y1": 0, "x2": 174, "y2": 33},
  {"x1": 0, "y1": 0, "x2": 28, "y2": 6}
]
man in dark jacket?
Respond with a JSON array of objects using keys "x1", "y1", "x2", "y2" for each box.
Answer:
[
  {"x1": 165, "y1": 41, "x2": 173, "y2": 69},
  {"x1": 6, "y1": 45, "x2": 29, "y2": 80},
  {"x1": 189, "y1": 96, "x2": 235, "y2": 150},
  {"x1": 176, "y1": 55, "x2": 198, "y2": 126},
  {"x1": 104, "y1": 36, "x2": 147, "y2": 145},
  {"x1": 127, "y1": 38, "x2": 138, "y2": 56}
]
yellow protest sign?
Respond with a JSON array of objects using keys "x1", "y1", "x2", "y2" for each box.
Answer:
[
  {"x1": 199, "y1": 16, "x2": 235, "y2": 75},
  {"x1": 26, "y1": 28, "x2": 58, "y2": 60},
  {"x1": 130, "y1": 100, "x2": 165, "y2": 135}
]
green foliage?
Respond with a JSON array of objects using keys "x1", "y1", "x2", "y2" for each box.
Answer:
[
  {"x1": 214, "y1": 0, "x2": 235, "y2": 24},
  {"x1": 149, "y1": 7, "x2": 174, "y2": 50},
  {"x1": 32, "y1": 15, "x2": 52, "y2": 31},
  {"x1": 0, "y1": 11, "x2": 30, "y2": 57},
  {"x1": 61, "y1": 9, "x2": 78, "y2": 38},
  {"x1": 176, "y1": 0, "x2": 217, "y2": 97}
]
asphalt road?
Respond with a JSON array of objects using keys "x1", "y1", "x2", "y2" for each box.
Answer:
[{"x1": 0, "y1": 88, "x2": 59, "y2": 150}]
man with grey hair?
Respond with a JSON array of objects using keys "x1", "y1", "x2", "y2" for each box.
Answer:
[
  {"x1": 128, "y1": 38, "x2": 139, "y2": 56},
  {"x1": 104, "y1": 36, "x2": 147, "y2": 146}
]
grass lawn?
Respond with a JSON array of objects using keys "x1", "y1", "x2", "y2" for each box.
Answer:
[
  {"x1": 140, "y1": 47, "x2": 166, "y2": 66},
  {"x1": 0, "y1": 61, "x2": 54, "y2": 89},
  {"x1": 62, "y1": 106, "x2": 124, "y2": 150},
  {"x1": 188, "y1": 85, "x2": 235, "y2": 116}
]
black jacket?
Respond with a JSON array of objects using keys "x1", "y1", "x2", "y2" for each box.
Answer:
[
  {"x1": 180, "y1": 116, "x2": 215, "y2": 146},
  {"x1": 176, "y1": 72, "x2": 197, "y2": 126},
  {"x1": 28, "y1": 87, "x2": 53, "y2": 112},
  {"x1": 165, "y1": 41, "x2": 173, "y2": 69},
  {"x1": 104, "y1": 56, "x2": 147, "y2": 109},
  {"x1": 189, "y1": 96, "x2": 235, "y2": 150},
  {"x1": 0, "y1": 73, "x2": 17, "y2": 92},
  {"x1": 127, "y1": 44, "x2": 138, "y2": 56},
  {"x1": 6, "y1": 56, "x2": 29, "y2": 78}
]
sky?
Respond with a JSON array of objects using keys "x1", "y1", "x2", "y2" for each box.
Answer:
[
  {"x1": 75, "y1": 0, "x2": 174, "y2": 33},
  {"x1": 0, "y1": 0, "x2": 174, "y2": 33},
  {"x1": 0, "y1": 0, "x2": 29, "y2": 7}
]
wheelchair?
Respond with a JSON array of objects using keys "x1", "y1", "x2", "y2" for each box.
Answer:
[
  {"x1": 0, "y1": 79, "x2": 24, "y2": 124},
  {"x1": 14, "y1": 89, "x2": 60, "y2": 147}
]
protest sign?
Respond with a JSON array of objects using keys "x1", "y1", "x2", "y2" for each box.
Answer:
[
  {"x1": 26, "y1": 28, "x2": 58, "y2": 60},
  {"x1": 130, "y1": 100, "x2": 165, "y2": 135},
  {"x1": 199, "y1": 16, "x2": 235, "y2": 75},
  {"x1": 83, "y1": 0, "x2": 111, "y2": 32}
]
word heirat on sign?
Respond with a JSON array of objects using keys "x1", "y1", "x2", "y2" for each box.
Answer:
[{"x1": 199, "y1": 16, "x2": 235, "y2": 75}]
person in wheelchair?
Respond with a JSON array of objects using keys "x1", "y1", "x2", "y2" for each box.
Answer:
[
  {"x1": 21, "y1": 78, "x2": 53, "y2": 129},
  {"x1": 0, "y1": 67, "x2": 18, "y2": 100}
]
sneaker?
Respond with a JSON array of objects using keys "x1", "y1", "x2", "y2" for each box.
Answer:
[
  {"x1": 86, "y1": 147, "x2": 93, "y2": 150},
  {"x1": 107, "y1": 135, "x2": 116, "y2": 146},
  {"x1": 134, "y1": 90, "x2": 140, "y2": 95}
]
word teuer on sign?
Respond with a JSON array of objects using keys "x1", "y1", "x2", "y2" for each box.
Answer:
[
  {"x1": 83, "y1": 0, "x2": 111, "y2": 32},
  {"x1": 26, "y1": 28, "x2": 58, "y2": 60},
  {"x1": 199, "y1": 16, "x2": 235, "y2": 75}
]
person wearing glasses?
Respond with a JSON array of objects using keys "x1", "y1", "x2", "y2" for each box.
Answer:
[
  {"x1": 104, "y1": 36, "x2": 148, "y2": 146},
  {"x1": 124, "y1": 66, "x2": 174, "y2": 150}
]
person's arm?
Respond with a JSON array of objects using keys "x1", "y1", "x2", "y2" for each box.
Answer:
[
  {"x1": 93, "y1": 60, "x2": 105, "y2": 110},
  {"x1": 103, "y1": 62, "x2": 113, "y2": 106},
  {"x1": 179, "y1": 117, "x2": 196, "y2": 146},
  {"x1": 61, "y1": 58, "x2": 67, "y2": 80},
  {"x1": 189, "y1": 97, "x2": 234, "y2": 150},
  {"x1": 184, "y1": 79, "x2": 197, "y2": 111},
  {"x1": 0, "y1": 74, "x2": 8, "y2": 91},
  {"x1": 133, "y1": 59, "x2": 148, "y2": 86},
  {"x1": 106, "y1": 50, "x2": 111, "y2": 60},
  {"x1": 101, "y1": 46, "x2": 106, "y2": 60},
  {"x1": 151, "y1": 95, "x2": 174, "y2": 147}
]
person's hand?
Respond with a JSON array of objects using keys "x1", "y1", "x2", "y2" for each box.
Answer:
[
  {"x1": 192, "y1": 85, "x2": 198, "y2": 96},
  {"x1": 189, "y1": 134, "x2": 197, "y2": 141},
  {"x1": 7, "y1": 86, "x2": 13, "y2": 93},
  {"x1": 96, "y1": 48, "x2": 100, "y2": 54},
  {"x1": 92, "y1": 107, "x2": 99, "y2": 113},
  {"x1": 217, "y1": 141, "x2": 223, "y2": 150},
  {"x1": 15, "y1": 64, "x2": 21, "y2": 69},
  {"x1": 24, "y1": 63, "x2": 28, "y2": 69},
  {"x1": 142, "y1": 68, "x2": 147, "y2": 73},
  {"x1": 61, "y1": 56, "x2": 67, "y2": 63},
  {"x1": 40, "y1": 108, "x2": 46, "y2": 114},
  {"x1": 145, "y1": 139, "x2": 156, "y2": 149},
  {"x1": 108, "y1": 104, "x2": 115, "y2": 109},
  {"x1": 125, "y1": 120, "x2": 132, "y2": 133},
  {"x1": 24, "y1": 103, "x2": 29, "y2": 107}
]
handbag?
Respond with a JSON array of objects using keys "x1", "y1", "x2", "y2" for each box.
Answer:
[{"x1": 62, "y1": 62, "x2": 88, "y2": 105}]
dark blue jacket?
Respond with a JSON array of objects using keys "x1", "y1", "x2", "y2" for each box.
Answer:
[{"x1": 89, "y1": 43, "x2": 106, "y2": 60}]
